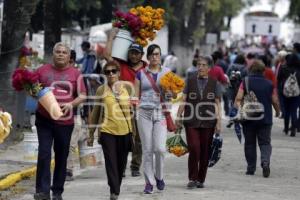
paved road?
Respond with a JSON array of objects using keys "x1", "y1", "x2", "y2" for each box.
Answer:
[{"x1": 11, "y1": 116, "x2": 300, "y2": 200}]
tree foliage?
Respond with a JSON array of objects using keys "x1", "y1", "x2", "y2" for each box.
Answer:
[
  {"x1": 287, "y1": 0, "x2": 300, "y2": 23},
  {"x1": 0, "y1": 0, "x2": 39, "y2": 140},
  {"x1": 31, "y1": 0, "x2": 106, "y2": 32}
]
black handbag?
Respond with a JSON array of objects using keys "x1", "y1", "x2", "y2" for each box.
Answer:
[{"x1": 208, "y1": 133, "x2": 223, "y2": 167}]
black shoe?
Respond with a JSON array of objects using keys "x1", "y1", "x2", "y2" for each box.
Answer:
[
  {"x1": 65, "y1": 170, "x2": 74, "y2": 181},
  {"x1": 245, "y1": 171, "x2": 255, "y2": 175},
  {"x1": 131, "y1": 170, "x2": 141, "y2": 177},
  {"x1": 110, "y1": 193, "x2": 119, "y2": 200},
  {"x1": 290, "y1": 129, "x2": 296, "y2": 137},
  {"x1": 283, "y1": 129, "x2": 288, "y2": 135},
  {"x1": 262, "y1": 164, "x2": 270, "y2": 178},
  {"x1": 34, "y1": 193, "x2": 50, "y2": 200},
  {"x1": 187, "y1": 180, "x2": 198, "y2": 189},
  {"x1": 122, "y1": 172, "x2": 126, "y2": 178},
  {"x1": 52, "y1": 194, "x2": 63, "y2": 200},
  {"x1": 65, "y1": 175, "x2": 74, "y2": 181},
  {"x1": 196, "y1": 181, "x2": 204, "y2": 188}
]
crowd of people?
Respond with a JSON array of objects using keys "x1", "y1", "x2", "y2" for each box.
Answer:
[{"x1": 28, "y1": 28, "x2": 300, "y2": 200}]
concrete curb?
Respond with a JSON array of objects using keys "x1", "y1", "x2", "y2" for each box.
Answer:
[
  {"x1": 0, "y1": 160, "x2": 54, "y2": 191},
  {"x1": 0, "y1": 165, "x2": 36, "y2": 190}
]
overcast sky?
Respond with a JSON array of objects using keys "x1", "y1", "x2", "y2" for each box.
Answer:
[{"x1": 231, "y1": 0, "x2": 293, "y2": 43}]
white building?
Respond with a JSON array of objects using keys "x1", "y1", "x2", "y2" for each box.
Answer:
[{"x1": 244, "y1": 11, "x2": 280, "y2": 37}]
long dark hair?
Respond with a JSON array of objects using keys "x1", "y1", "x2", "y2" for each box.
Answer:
[
  {"x1": 286, "y1": 53, "x2": 300, "y2": 68},
  {"x1": 146, "y1": 44, "x2": 161, "y2": 58}
]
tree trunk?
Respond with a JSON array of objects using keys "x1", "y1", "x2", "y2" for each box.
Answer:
[
  {"x1": 100, "y1": 0, "x2": 113, "y2": 23},
  {"x1": 169, "y1": 0, "x2": 185, "y2": 50},
  {"x1": 184, "y1": 0, "x2": 205, "y2": 47},
  {"x1": 0, "y1": 0, "x2": 38, "y2": 142},
  {"x1": 43, "y1": 0, "x2": 62, "y2": 62}
]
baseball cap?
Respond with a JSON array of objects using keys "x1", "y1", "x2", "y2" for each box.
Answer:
[{"x1": 128, "y1": 43, "x2": 143, "y2": 53}]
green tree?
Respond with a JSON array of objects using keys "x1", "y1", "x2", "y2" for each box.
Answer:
[
  {"x1": 31, "y1": 0, "x2": 104, "y2": 33},
  {"x1": 43, "y1": 0, "x2": 63, "y2": 62},
  {"x1": 287, "y1": 0, "x2": 300, "y2": 23},
  {"x1": 205, "y1": 0, "x2": 244, "y2": 34},
  {"x1": 0, "y1": 0, "x2": 39, "y2": 141}
]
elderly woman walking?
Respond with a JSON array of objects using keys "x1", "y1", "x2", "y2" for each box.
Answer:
[
  {"x1": 134, "y1": 44, "x2": 173, "y2": 194},
  {"x1": 233, "y1": 60, "x2": 280, "y2": 177},
  {"x1": 176, "y1": 56, "x2": 223, "y2": 189},
  {"x1": 88, "y1": 60, "x2": 135, "y2": 200}
]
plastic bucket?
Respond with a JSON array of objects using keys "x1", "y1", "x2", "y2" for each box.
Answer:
[
  {"x1": 111, "y1": 29, "x2": 134, "y2": 61},
  {"x1": 23, "y1": 131, "x2": 38, "y2": 162},
  {"x1": 79, "y1": 140, "x2": 102, "y2": 169},
  {"x1": 25, "y1": 95, "x2": 38, "y2": 113}
]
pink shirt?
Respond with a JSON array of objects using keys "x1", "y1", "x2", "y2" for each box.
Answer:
[{"x1": 36, "y1": 64, "x2": 86, "y2": 125}]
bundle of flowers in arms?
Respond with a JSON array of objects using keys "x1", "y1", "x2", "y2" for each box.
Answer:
[
  {"x1": 113, "y1": 6, "x2": 165, "y2": 47},
  {"x1": 12, "y1": 69, "x2": 63, "y2": 120},
  {"x1": 166, "y1": 128, "x2": 188, "y2": 157},
  {"x1": 12, "y1": 69, "x2": 42, "y2": 98},
  {"x1": 160, "y1": 72, "x2": 185, "y2": 95}
]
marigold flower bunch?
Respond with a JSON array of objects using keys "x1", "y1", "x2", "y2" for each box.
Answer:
[
  {"x1": 160, "y1": 72, "x2": 185, "y2": 94},
  {"x1": 166, "y1": 128, "x2": 188, "y2": 157},
  {"x1": 129, "y1": 6, "x2": 165, "y2": 47}
]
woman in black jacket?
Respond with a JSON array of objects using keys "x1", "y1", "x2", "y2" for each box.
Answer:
[{"x1": 277, "y1": 53, "x2": 300, "y2": 136}]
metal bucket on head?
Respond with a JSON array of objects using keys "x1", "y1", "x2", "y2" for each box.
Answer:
[{"x1": 111, "y1": 29, "x2": 134, "y2": 61}]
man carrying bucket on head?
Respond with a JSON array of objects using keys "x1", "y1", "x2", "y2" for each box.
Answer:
[
  {"x1": 34, "y1": 43, "x2": 86, "y2": 200},
  {"x1": 105, "y1": 28, "x2": 147, "y2": 177}
]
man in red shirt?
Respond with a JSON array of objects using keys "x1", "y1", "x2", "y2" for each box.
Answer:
[
  {"x1": 34, "y1": 43, "x2": 86, "y2": 200},
  {"x1": 208, "y1": 63, "x2": 228, "y2": 84},
  {"x1": 106, "y1": 28, "x2": 147, "y2": 177}
]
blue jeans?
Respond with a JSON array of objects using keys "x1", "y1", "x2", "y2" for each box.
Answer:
[{"x1": 35, "y1": 112, "x2": 73, "y2": 195}]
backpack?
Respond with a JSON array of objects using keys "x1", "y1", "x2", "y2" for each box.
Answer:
[
  {"x1": 240, "y1": 77, "x2": 264, "y2": 120},
  {"x1": 283, "y1": 72, "x2": 300, "y2": 97},
  {"x1": 227, "y1": 68, "x2": 243, "y2": 100}
]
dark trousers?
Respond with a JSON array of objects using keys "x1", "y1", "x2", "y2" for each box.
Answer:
[
  {"x1": 130, "y1": 120, "x2": 142, "y2": 171},
  {"x1": 185, "y1": 126, "x2": 214, "y2": 183},
  {"x1": 298, "y1": 105, "x2": 300, "y2": 129},
  {"x1": 242, "y1": 124, "x2": 272, "y2": 172},
  {"x1": 283, "y1": 96, "x2": 300, "y2": 131},
  {"x1": 223, "y1": 94, "x2": 230, "y2": 116},
  {"x1": 100, "y1": 132, "x2": 132, "y2": 195},
  {"x1": 35, "y1": 112, "x2": 73, "y2": 195},
  {"x1": 277, "y1": 91, "x2": 285, "y2": 117}
]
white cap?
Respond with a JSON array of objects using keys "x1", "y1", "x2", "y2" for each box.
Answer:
[{"x1": 278, "y1": 50, "x2": 288, "y2": 57}]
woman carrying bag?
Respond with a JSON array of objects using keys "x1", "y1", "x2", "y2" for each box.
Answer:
[
  {"x1": 134, "y1": 44, "x2": 175, "y2": 194},
  {"x1": 176, "y1": 56, "x2": 223, "y2": 189},
  {"x1": 233, "y1": 59, "x2": 280, "y2": 178}
]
